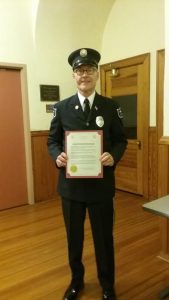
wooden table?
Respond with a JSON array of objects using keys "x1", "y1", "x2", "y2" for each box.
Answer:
[{"x1": 143, "y1": 195, "x2": 169, "y2": 300}]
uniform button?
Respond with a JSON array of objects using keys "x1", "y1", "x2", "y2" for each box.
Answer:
[{"x1": 86, "y1": 122, "x2": 89, "y2": 126}]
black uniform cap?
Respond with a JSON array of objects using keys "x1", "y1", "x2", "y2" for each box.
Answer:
[{"x1": 68, "y1": 48, "x2": 101, "y2": 70}]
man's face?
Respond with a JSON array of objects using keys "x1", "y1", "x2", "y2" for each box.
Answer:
[{"x1": 73, "y1": 64, "x2": 99, "y2": 95}]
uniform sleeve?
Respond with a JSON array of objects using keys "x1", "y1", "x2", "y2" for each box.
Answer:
[
  {"x1": 110, "y1": 104, "x2": 128, "y2": 165},
  {"x1": 47, "y1": 104, "x2": 63, "y2": 161}
]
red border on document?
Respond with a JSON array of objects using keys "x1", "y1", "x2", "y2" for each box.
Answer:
[{"x1": 65, "y1": 130, "x2": 103, "y2": 178}]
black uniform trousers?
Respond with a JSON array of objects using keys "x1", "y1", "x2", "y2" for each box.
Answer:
[{"x1": 61, "y1": 197, "x2": 115, "y2": 291}]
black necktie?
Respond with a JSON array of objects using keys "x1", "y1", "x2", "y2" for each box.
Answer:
[{"x1": 84, "y1": 98, "x2": 90, "y2": 119}]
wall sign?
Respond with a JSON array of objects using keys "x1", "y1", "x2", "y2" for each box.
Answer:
[
  {"x1": 46, "y1": 104, "x2": 55, "y2": 113},
  {"x1": 40, "y1": 84, "x2": 60, "y2": 101}
]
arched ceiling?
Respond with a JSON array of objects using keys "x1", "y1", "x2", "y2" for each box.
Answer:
[{"x1": 35, "y1": 0, "x2": 116, "y2": 49}]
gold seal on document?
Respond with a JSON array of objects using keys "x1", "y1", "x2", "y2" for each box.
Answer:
[{"x1": 70, "y1": 165, "x2": 77, "y2": 173}]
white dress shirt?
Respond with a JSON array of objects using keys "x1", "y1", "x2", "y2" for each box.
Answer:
[{"x1": 78, "y1": 91, "x2": 95, "y2": 111}]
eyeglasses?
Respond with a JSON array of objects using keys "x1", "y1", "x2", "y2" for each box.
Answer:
[{"x1": 74, "y1": 67, "x2": 97, "y2": 76}]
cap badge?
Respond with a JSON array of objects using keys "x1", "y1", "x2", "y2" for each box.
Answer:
[
  {"x1": 80, "y1": 49, "x2": 87, "y2": 57},
  {"x1": 96, "y1": 116, "x2": 104, "y2": 127}
]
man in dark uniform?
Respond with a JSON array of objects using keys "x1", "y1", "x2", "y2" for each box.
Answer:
[{"x1": 47, "y1": 48, "x2": 127, "y2": 300}]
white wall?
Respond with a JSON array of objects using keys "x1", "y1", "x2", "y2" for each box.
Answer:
[
  {"x1": 101, "y1": 0, "x2": 164, "y2": 127},
  {"x1": 34, "y1": 0, "x2": 114, "y2": 130},
  {"x1": 164, "y1": 0, "x2": 169, "y2": 136},
  {"x1": 0, "y1": 0, "x2": 165, "y2": 130},
  {"x1": 0, "y1": 0, "x2": 39, "y2": 130},
  {"x1": 0, "y1": 0, "x2": 114, "y2": 130}
]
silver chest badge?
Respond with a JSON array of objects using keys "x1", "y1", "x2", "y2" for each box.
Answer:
[{"x1": 96, "y1": 116, "x2": 104, "y2": 127}]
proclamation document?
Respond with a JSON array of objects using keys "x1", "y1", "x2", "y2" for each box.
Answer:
[{"x1": 65, "y1": 130, "x2": 103, "y2": 178}]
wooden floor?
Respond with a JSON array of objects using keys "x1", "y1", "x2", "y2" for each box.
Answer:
[{"x1": 0, "y1": 191, "x2": 169, "y2": 300}]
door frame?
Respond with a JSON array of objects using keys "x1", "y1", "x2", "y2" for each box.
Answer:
[
  {"x1": 0, "y1": 62, "x2": 34, "y2": 204},
  {"x1": 100, "y1": 53, "x2": 150, "y2": 198}
]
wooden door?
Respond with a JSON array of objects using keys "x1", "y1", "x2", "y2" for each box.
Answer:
[
  {"x1": 100, "y1": 54, "x2": 150, "y2": 197},
  {"x1": 0, "y1": 68, "x2": 31, "y2": 210}
]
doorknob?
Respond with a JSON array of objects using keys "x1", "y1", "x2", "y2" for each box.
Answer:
[
  {"x1": 111, "y1": 68, "x2": 119, "y2": 77},
  {"x1": 136, "y1": 140, "x2": 141, "y2": 149}
]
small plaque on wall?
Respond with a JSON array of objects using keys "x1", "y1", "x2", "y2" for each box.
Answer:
[
  {"x1": 46, "y1": 104, "x2": 54, "y2": 113},
  {"x1": 40, "y1": 84, "x2": 60, "y2": 101}
]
